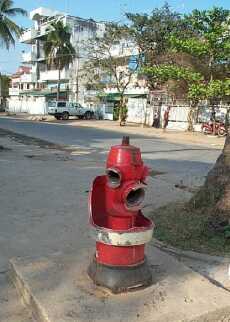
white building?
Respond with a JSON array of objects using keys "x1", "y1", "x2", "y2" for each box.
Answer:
[{"x1": 8, "y1": 7, "x2": 105, "y2": 114}]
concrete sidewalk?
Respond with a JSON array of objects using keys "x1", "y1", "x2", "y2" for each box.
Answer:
[
  {"x1": 68, "y1": 119, "x2": 225, "y2": 149},
  {"x1": 10, "y1": 246, "x2": 230, "y2": 322},
  {"x1": 0, "y1": 129, "x2": 230, "y2": 322},
  {"x1": 0, "y1": 130, "x2": 189, "y2": 322}
]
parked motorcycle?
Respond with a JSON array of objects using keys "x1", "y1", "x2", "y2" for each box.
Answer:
[{"x1": 201, "y1": 121, "x2": 227, "y2": 137}]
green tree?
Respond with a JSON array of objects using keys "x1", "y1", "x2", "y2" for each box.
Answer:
[
  {"x1": 0, "y1": 74, "x2": 10, "y2": 109},
  {"x1": 126, "y1": 3, "x2": 183, "y2": 66},
  {"x1": 170, "y1": 7, "x2": 230, "y2": 82},
  {"x1": 130, "y1": 6, "x2": 230, "y2": 219},
  {"x1": 44, "y1": 21, "x2": 76, "y2": 101},
  {"x1": 141, "y1": 7, "x2": 230, "y2": 130},
  {"x1": 126, "y1": 3, "x2": 196, "y2": 124},
  {"x1": 84, "y1": 23, "x2": 140, "y2": 125},
  {"x1": 170, "y1": 7, "x2": 230, "y2": 122},
  {"x1": 0, "y1": 0, "x2": 27, "y2": 49},
  {"x1": 172, "y1": 9, "x2": 230, "y2": 221}
]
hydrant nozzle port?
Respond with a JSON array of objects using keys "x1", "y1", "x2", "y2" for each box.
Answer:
[
  {"x1": 106, "y1": 168, "x2": 121, "y2": 188},
  {"x1": 125, "y1": 187, "x2": 145, "y2": 209}
]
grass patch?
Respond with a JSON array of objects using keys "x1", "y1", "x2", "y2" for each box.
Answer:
[{"x1": 150, "y1": 202, "x2": 230, "y2": 256}]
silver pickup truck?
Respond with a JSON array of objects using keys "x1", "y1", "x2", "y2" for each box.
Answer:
[{"x1": 48, "y1": 101, "x2": 94, "y2": 120}]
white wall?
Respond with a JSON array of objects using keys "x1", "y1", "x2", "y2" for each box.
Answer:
[
  {"x1": 168, "y1": 105, "x2": 190, "y2": 122},
  {"x1": 127, "y1": 98, "x2": 151, "y2": 125},
  {"x1": 163, "y1": 105, "x2": 190, "y2": 131},
  {"x1": 8, "y1": 96, "x2": 47, "y2": 115}
]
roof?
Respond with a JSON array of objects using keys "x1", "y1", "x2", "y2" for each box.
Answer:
[
  {"x1": 30, "y1": 7, "x2": 65, "y2": 20},
  {"x1": 11, "y1": 66, "x2": 31, "y2": 79}
]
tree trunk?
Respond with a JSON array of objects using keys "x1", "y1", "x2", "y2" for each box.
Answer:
[
  {"x1": 187, "y1": 105, "x2": 197, "y2": 132},
  {"x1": 119, "y1": 95, "x2": 127, "y2": 126},
  {"x1": 191, "y1": 133, "x2": 230, "y2": 219},
  {"x1": 225, "y1": 107, "x2": 230, "y2": 131},
  {"x1": 57, "y1": 68, "x2": 61, "y2": 101}
]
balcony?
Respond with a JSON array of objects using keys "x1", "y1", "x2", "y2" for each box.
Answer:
[
  {"x1": 37, "y1": 48, "x2": 45, "y2": 61},
  {"x1": 37, "y1": 24, "x2": 52, "y2": 37},
  {"x1": 20, "y1": 28, "x2": 38, "y2": 43},
  {"x1": 20, "y1": 73, "x2": 37, "y2": 83},
  {"x1": 110, "y1": 43, "x2": 139, "y2": 58},
  {"x1": 22, "y1": 51, "x2": 37, "y2": 63},
  {"x1": 40, "y1": 69, "x2": 70, "y2": 82},
  {"x1": 105, "y1": 87, "x2": 149, "y2": 95},
  {"x1": 9, "y1": 88, "x2": 20, "y2": 96},
  {"x1": 35, "y1": 20, "x2": 60, "y2": 39}
]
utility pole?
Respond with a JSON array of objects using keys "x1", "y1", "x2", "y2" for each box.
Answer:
[
  {"x1": 0, "y1": 72, "x2": 2, "y2": 108},
  {"x1": 75, "y1": 51, "x2": 79, "y2": 102},
  {"x1": 73, "y1": 25, "x2": 80, "y2": 102}
]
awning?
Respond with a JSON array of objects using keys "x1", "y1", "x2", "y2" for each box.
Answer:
[
  {"x1": 19, "y1": 90, "x2": 68, "y2": 97},
  {"x1": 98, "y1": 92, "x2": 147, "y2": 102}
]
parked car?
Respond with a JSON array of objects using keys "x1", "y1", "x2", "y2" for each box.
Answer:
[{"x1": 47, "y1": 101, "x2": 94, "y2": 120}]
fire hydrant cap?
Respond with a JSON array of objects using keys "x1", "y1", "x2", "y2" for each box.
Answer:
[
  {"x1": 107, "y1": 137, "x2": 143, "y2": 167},
  {"x1": 122, "y1": 136, "x2": 130, "y2": 145}
]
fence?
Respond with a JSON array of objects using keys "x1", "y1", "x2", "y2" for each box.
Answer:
[
  {"x1": 126, "y1": 98, "x2": 229, "y2": 131},
  {"x1": 8, "y1": 96, "x2": 48, "y2": 115}
]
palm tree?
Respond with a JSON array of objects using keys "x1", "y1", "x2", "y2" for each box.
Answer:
[
  {"x1": 44, "y1": 21, "x2": 76, "y2": 101},
  {"x1": 0, "y1": 0, "x2": 27, "y2": 49}
]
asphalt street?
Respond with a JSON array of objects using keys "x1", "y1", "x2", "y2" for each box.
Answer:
[
  {"x1": 0, "y1": 116, "x2": 221, "y2": 188},
  {"x1": 1, "y1": 118, "x2": 228, "y2": 322}
]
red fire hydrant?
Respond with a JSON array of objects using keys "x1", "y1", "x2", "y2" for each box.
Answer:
[{"x1": 88, "y1": 136, "x2": 154, "y2": 293}]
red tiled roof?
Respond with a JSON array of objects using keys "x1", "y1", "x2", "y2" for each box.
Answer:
[{"x1": 11, "y1": 66, "x2": 31, "y2": 78}]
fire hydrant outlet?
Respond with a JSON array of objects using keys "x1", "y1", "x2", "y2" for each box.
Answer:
[
  {"x1": 106, "y1": 168, "x2": 121, "y2": 188},
  {"x1": 124, "y1": 185, "x2": 145, "y2": 209}
]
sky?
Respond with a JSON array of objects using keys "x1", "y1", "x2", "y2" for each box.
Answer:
[{"x1": 0, "y1": 0, "x2": 229, "y2": 74}]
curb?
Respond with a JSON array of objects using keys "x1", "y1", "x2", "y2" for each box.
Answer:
[
  {"x1": 152, "y1": 238, "x2": 230, "y2": 264},
  {"x1": 9, "y1": 259, "x2": 50, "y2": 322}
]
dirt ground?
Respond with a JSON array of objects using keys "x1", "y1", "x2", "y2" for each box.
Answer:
[{"x1": 2, "y1": 113, "x2": 225, "y2": 149}]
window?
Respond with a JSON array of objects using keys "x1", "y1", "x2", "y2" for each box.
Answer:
[
  {"x1": 48, "y1": 101, "x2": 56, "y2": 107},
  {"x1": 74, "y1": 26, "x2": 84, "y2": 32},
  {"x1": 57, "y1": 102, "x2": 66, "y2": 108},
  {"x1": 77, "y1": 103, "x2": 82, "y2": 108},
  {"x1": 105, "y1": 106, "x2": 114, "y2": 114}
]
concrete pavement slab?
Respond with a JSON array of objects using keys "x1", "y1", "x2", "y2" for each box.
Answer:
[
  {"x1": 0, "y1": 126, "x2": 228, "y2": 322},
  {"x1": 0, "y1": 273, "x2": 33, "y2": 322},
  {"x1": 10, "y1": 246, "x2": 230, "y2": 322}
]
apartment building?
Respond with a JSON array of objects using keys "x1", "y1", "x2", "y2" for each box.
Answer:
[
  {"x1": 8, "y1": 7, "x2": 105, "y2": 114},
  {"x1": 8, "y1": 6, "x2": 149, "y2": 120}
]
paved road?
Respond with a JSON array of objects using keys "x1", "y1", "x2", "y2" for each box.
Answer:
[
  {"x1": 0, "y1": 116, "x2": 221, "y2": 188},
  {"x1": 1, "y1": 120, "x2": 229, "y2": 322}
]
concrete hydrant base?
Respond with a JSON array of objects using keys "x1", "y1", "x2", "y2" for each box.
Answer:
[
  {"x1": 88, "y1": 257, "x2": 152, "y2": 294},
  {"x1": 9, "y1": 246, "x2": 230, "y2": 322}
]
